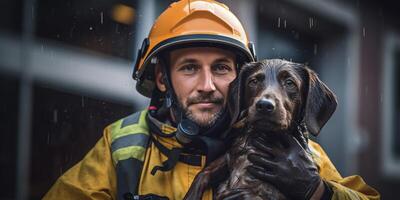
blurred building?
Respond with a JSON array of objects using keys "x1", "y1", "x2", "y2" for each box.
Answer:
[{"x1": 0, "y1": 0, "x2": 399, "y2": 199}]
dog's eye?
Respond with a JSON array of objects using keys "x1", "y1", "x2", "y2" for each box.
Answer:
[
  {"x1": 248, "y1": 78, "x2": 258, "y2": 87},
  {"x1": 284, "y1": 79, "x2": 296, "y2": 88}
]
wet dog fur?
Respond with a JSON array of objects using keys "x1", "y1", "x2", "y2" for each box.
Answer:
[{"x1": 183, "y1": 59, "x2": 337, "y2": 200}]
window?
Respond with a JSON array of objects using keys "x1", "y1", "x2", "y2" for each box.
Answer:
[
  {"x1": 0, "y1": 0, "x2": 23, "y2": 35},
  {"x1": 382, "y1": 32, "x2": 400, "y2": 176},
  {"x1": 36, "y1": 0, "x2": 138, "y2": 59},
  {"x1": 30, "y1": 85, "x2": 134, "y2": 198},
  {"x1": 0, "y1": 74, "x2": 19, "y2": 199},
  {"x1": 394, "y1": 50, "x2": 400, "y2": 159},
  {"x1": 256, "y1": 0, "x2": 346, "y2": 67}
]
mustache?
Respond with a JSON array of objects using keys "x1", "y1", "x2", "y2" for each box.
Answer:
[{"x1": 186, "y1": 94, "x2": 224, "y2": 106}]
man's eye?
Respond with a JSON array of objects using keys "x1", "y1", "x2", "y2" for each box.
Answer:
[
  {"x1": 179, "y1": 64, "x2": 198, "y2": 73},
  {"x1": 213, "y1": 64, "x2": 232, "y2": 74}
]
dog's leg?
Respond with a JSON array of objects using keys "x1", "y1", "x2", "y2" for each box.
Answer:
[{"x1": 183, "y1": 154, "x2": 229, "y2": 200}]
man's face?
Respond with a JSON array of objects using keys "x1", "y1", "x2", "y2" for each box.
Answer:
[{"x1": 156, "y1": 47, "x2": 236, "y2": 128}]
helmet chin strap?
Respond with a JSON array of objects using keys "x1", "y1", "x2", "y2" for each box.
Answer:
[
  {"x1": 148, "y1": 56, "x2": 232, "y2": 175},
  {"x1": 158, "y1": 57, "x2": 185, "y2": 126}
]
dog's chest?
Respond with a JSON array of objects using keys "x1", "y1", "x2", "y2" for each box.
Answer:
[
  {"x1": 226, "y1": 137, "x2": 257, "y2": 188},
  {"x1": 216, "y1": 134, "x2": 287, "y2": 200}
]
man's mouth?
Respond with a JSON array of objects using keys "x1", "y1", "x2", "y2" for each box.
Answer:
[
  {"x1": 186, "y1": 96, "x2": 224, "y2": 110},
  {"x1": 191, "y1": 101, "x2": 221, "y2": 109},
  {"x1": 193, "y1": 101, "x2": 220, "y2": 104},
  {"x1": 188, "y1": 99, "x2": 223, "y2": 106}
]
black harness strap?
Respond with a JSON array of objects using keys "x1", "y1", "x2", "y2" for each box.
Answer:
[
  {"x1": 117, "y1": 158, "x2": 145, "y2": 200},
  {"x1": 151, "y1": 147, "x2": 183, "y2": 175},
  {"x1": 152, "y1": 137, "x2": 202, "y2": 166}
]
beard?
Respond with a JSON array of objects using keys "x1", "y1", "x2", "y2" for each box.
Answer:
[
  {"x1": 185, "y1": 107, "x2": 223, "y2": 128},
  {"x1": 177, "y1": 93, "x2": 224, "y2": 129}
]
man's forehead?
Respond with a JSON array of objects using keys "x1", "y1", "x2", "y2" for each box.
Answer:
[{"x1": 170, "y1": 47, "x2": 235, "y2": 64}]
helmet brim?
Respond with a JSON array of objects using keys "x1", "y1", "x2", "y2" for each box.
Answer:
[{"x1": 134, "y1": 34, "x2": 255, "y2": 98}]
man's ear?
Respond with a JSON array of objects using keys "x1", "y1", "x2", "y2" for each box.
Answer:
[
  {"x1": 303, "y1": 66, "x2": 338, "y2": 136},
  {"x1": 155, "y1": 64, "x2": 166, "y2": 92}
]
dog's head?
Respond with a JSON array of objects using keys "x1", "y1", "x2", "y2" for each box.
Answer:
[{"x1": 228, "y1": 59, "x2": 337, "y2": 136}]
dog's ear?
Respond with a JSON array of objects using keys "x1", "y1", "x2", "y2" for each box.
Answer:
[
  {"x1": 228, "y1": 62, "x2": 259, "y2": 126},
  {"x1": 303, "y1": 67, "x2": 337, "y2": 136},
  {"x1": 227, "y1": 77, "x2": 240, "y2": 126}
]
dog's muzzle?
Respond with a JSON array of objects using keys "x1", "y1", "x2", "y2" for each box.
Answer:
[{"x1": 256, "y1": 98, "x2": 276, "y2": 114}]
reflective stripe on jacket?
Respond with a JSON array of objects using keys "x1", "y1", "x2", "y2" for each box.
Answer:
[{"x1": 43, "y1": 109, "x2": 380, "y2": 200}]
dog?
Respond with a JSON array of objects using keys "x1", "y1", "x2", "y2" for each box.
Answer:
[{"x1": 183, "y1": 59, "x2": 337, "y2": 200}]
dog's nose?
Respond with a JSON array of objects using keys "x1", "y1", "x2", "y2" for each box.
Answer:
[{"x1": 256, "y1": 98, "x2": 275, "y2": 113}]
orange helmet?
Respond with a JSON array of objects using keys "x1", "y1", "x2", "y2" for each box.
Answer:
[{"x1": 133, "y1": 0, "x2": 256, "y2": 97}]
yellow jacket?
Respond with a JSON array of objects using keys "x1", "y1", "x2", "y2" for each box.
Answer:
[{"x1": 43, "y1": 110, "x2": 380, "y2": 200}]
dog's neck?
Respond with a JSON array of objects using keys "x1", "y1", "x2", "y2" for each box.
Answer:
[{"x1": 246, "y1": 122, "x2": 309, "y2": 148}]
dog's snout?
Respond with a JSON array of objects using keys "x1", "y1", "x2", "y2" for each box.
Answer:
[{"x1": 256, "y1": 98, "x2": 276, "y2": 113}]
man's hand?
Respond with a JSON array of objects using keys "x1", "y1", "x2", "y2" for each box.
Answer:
[{"x1": 247, "y1": 133, "x2": 323, "y2": 200}]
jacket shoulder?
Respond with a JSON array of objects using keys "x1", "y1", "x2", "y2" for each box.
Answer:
[
  {"x1": 106, "y1": 109, "x2": 151, "y2": 165},
  {"x1": 107, "y1": 110, "x2": 149, "y2": 137},
  {"x1": 308, "y1": 140, "x2": 343, "y2": 181}
]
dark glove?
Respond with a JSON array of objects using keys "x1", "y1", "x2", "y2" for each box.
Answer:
[{"x1": 247, "y1": 133, "x2": 322, "y2": 200}]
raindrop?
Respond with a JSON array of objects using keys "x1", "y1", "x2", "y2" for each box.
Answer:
[
  {"x1": 100, "y1": 12, "x2": 104, "y2": 24},
  {"x1": 272, "y1": 47, "x2": 275, "y2": 51},
  {"x1": 41, "y1": 45, "x2": 44, "y2": 52},
  {"x1": 284, "y1": 19, "x2": 287, "y2": 28},
  {"x1": 313, "y1": 44, "x2": 318, "y2": 55},
  {"x1": 89, "y1": 26, "x2": 93, "y2": 31},
  {"x1": 309, "y1": 17, "x2": 314, "y2": 29},
  {"x1": 363, "y1": 27, "x2": 366, "y2": 37},
  {"x1": 53, "y1": 109, "x2": 58, "y2": 123},
  {"x1": 278, "y1": 17, "x2": 281, "y2": 28}
]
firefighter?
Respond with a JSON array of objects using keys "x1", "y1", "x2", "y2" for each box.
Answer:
[{"x1": 44, "y1": 0, "x2": 380, "y2": 199}]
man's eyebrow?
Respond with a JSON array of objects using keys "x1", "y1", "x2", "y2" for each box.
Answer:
[
  {"x1": 176, "y1": 58, "x2": 198, "y2": 65},
  {"x1": 213, "y1": 57, "x2": 234, "y2": 64}
]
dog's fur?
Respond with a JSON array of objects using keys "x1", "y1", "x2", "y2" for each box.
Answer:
[{"x1": 183, "y1": 59, "x2": 337, "y2": 200}]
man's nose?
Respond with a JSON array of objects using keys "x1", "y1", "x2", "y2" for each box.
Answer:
[{"x1": 197, "y1": 68, "x2": 216, "y2": 92}]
